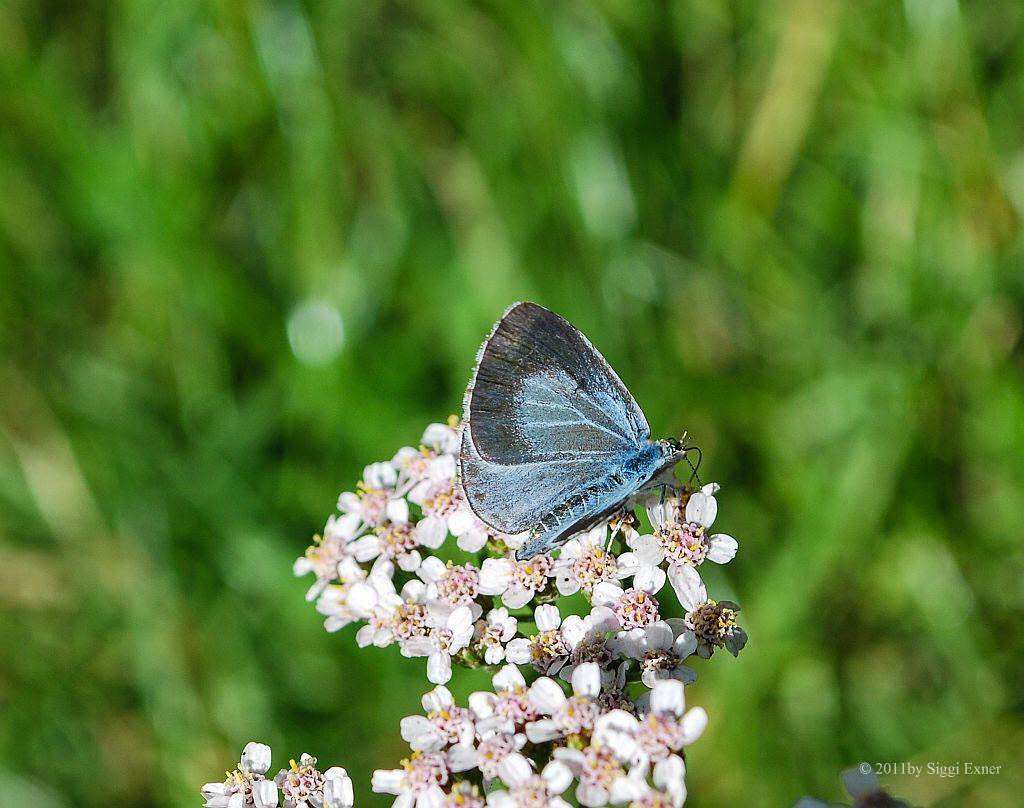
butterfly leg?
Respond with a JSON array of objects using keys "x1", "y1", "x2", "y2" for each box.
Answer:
[{"x1": 605, "y1": 507, "x2": 634, "y2": 552}]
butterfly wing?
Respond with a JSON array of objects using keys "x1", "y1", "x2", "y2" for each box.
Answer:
[
  {"x1": 459, "y1": 420, "x2": 629, "y2": 535},
  {"x1": 465, "y1": 302, "x2": 649, "y2": 462},
  {"x1": 460, "y1": 302, "x2": 650, "y2": 536}
]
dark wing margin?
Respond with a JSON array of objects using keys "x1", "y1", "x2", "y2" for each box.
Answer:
[{"x1": 461, "y1": 302, "x2": 650, "y2": 465}]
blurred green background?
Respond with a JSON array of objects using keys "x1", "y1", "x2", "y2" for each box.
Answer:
[{"x1": 2, "y1": 1, "x2": 1023, "y2": 806}]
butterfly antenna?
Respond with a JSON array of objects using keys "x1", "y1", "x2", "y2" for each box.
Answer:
[{"x1": 683, "y1": 445, "x2": 703, "y2": 489}]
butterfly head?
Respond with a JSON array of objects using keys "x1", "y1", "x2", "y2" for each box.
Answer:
[
  {"x1": 656, "y1": 436, "x2": 687, "y2": 458},
  {"x1": 655, "y1": 434, "x2": 702, "y2": 487}
]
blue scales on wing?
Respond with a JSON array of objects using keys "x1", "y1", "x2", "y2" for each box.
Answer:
[
  {"x1": 464, "y1": 302, "x2": 649, "y2": 465},
  {"x1": 459, "y1": 302, "x2": 658, "y2": 557}
]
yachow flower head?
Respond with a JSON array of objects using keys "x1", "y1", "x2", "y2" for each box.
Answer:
[
  {"x1": 594, "y1": 679, "x2": 707, "y2": 768},
  {"x1": 505, "y1": 604, "x2": 571, "y2": 675},
  {"x1": 478, "y1": 554, "x2": 557, "y2": 609},
  {"x1": 669, "y1": 564, "x2": 747, "y2": 658},
  {"x1": 202, "y1": 743, "x2": 352, "y2": 808},
  {"x1": 372, "y1": 751, "x2": 450, "y2": 808},
  {"x1": 642, "y1": 484, "x2": 738, "y2": 573},
  {"x1": 474, "y1": 607, "x2": 519, "y2": 665},
  {"x1": 488, "y1": 753, "x2": 574, "y2": 808},
  {"x1": 401, "y1": 685, "x2": 476, "y2": 752},
  {"x1": 554, "y1": 524, "x2": 629, "y2": 596},
  {"x1": 525, "y1": 662, "x2": 603, "y2": 744},
  {"x1": 292, "y1": 417, "x2": 748, "y2": 807},
  {"x1": 613, "y1": 619, "x2": 697, "y2": 688},
  {"x1": 402, "y1": 602, "x2": 477, "y2": 684}
]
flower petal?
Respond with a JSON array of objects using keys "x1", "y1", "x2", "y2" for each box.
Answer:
[
  {"x1": 498, "y1": 753, "x2": 533, "y2": 787},
  {"x1": 422, "y1": 684, "x2": 454, "y2": 712},
  {"x1": 502, "y1": 585, "x2": 534, "y2": 610},
  {"x1": 680, "y1": 706, "x2": 708, "y2": 744},
  {"x1": 416, "y1": 518, "x2": 447, "y2": 549},
  {"x1": 644, "y1": 621, "x2": 674, "y2": 652},
  {"x1": 534, "y1": 603, "x2": 561, "y2": 632},
  {"x1": 478, "y1": 559, "x2": 513, "y2": 595},
  {"x1": 371, "y1": 769, "x2": 404, "y2": 795},
  {"x1": 504, "y1": 638, "x2": 532, "y2": 665},
  {"x1": 633, "y1": 564, "x2": 666, "y2": 594},
  {"x1": 387, "y1": 497, "x2": 410, "y2": 524},
  {"x1": 426, "y1": 651, "x2": 452, "y2": 684},
  {"x1": 668, "y1": 564, "x2": 707, "y2": 611},
  {"x1": 571, "y1": 662, "x2": 601, "y2": 698},
  {"x1": 685, "y1": 492, "x2": 717, "y2": 528},
  {"x1": 240, "y1": 741, "x2": 272, "y2": 775},
  {"x1": 650, "y1": 679, "x2": 686, "y2": 716},
  {"x1": 707, "y1": 534, "x2": 738, "y2": 564},
  {"x1": 542, "y1": 760, "x2": 574, "y2": 794},
  {"x1": 401, "y1": 715, "x2": 439, "y2": 751},
  {"x1": 529, "y1": 676, "x2": 567, "y2": 714},
  {"x1": 252, "y1": 780, "x2": 279, "y2": 808},
  {"x1": 525, "y1": 718, "x2": 560, "y2": 743},
  {"x1": 591, "y1": 581, "x2": 624, "y2": 608},
  {"x1": 493, "y1": 664, "x2": 526, "y2": 691}
]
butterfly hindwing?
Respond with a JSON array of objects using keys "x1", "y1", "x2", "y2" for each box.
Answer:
[
  {"x1": 512, "y1": 468, "x2": 643, "y2": 560},
  {"x1": 459, "y1": 421, "x2": 631, "y2": 535}
]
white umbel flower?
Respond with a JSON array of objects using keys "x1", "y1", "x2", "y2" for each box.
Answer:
[
  {"x1": 552, "y1": 742, "x2": 628, "y2": 807},
  {"x1": 469, "y1": 665, "x2": 539, "y2": 738},
  {"x1": 474, "y1": 607, "x2": 518, "y2": 665},
  {"x1": 373, "y1": 751, "x2": 449, "y2": 808},
  {"x1": 553, "y1": 524, "x2": 629, "y2": 596},
  {"x1": 486, "y1": 753, "x2": 574, "y2": 808},
  {"x1": 525, "y1": 662, "x2": 603, "y2": 743},
  {"x1": 337, "y1": 462, "x2": 402, "y2": 532},
  {"x1": 400, "y1": 685, "x2": 476, "y2": 751},
  {"x1": 202, "y1": 741, "x2": 274, "y2": 808},
  {"x1": 668, "y1": 564, "x2": 746, "y2": 658},
  {"x1": 639, "y1": 485, "x2": 738, "y2": 579},
  {"x1": 504, "y1": 604, "x2": 570, "y2": 675},
  {"x1": 593, "y1": 679, "x2": 707, "y2": 768},
  {"x1": 478, "y1": 554, "x2": 556, "y2": 609},
  {"x1": 555, "y1": 606, "x2": 620, "y2": 685},
  {"x1": 294, "y1": 514, "x2": 363, "y2": 601},
  {"x1": 612, "y1": 619, "x2": 697, "y2": 687},
  {"x1": 350, "y1": 497, "x2": 440, "y2": 573},
  {"x1": 609, "y1": 756, "x2": 687, "y2": 808},
  {"x1": 401, "y1": 603, "x2": 476, "y2": 684},
  {"x1": 418, "y1": 557, "x2": 481, "y2": 609},
  {"x1": 592, "y1": 581, "x2": 661, "y2": 631},
  {"x1": 203, "y1": 743, "x2": 352, "y2": 808}
]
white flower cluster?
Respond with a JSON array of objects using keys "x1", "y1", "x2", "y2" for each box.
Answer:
[
  {"x1": 374, "y1": 662, "x2": 706, "y2": 808},
  {"x1": 295, "y1": 420, "x2": 745, "y2": 686},
  {"x1": 289, "y1": 417, "x2": 748, "y2": 806},
  {"x1": 202, "y1": 742, "x2": 353, "y2": 808}
]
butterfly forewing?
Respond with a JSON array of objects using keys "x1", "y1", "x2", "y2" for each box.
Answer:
[{"x1": 465, "y1": 302, "x2": 649, "y2": 464}]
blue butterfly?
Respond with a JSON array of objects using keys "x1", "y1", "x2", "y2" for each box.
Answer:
[{"x1": 459, "y1": 302, "x2": 690, "y2": 561}]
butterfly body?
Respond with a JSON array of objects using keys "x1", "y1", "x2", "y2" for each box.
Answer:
[{"x1": 459, "y1": 302, "x2": 686, "y2": 561}]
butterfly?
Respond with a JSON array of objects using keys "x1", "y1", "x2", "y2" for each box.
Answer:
[{"x1": 459, "y1": 301, "x2": 691, "y2": 561}]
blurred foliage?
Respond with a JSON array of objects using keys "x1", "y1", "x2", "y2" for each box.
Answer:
[{"x1": 1, "y1": 0, "x2": 1023, "y2": 806}]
